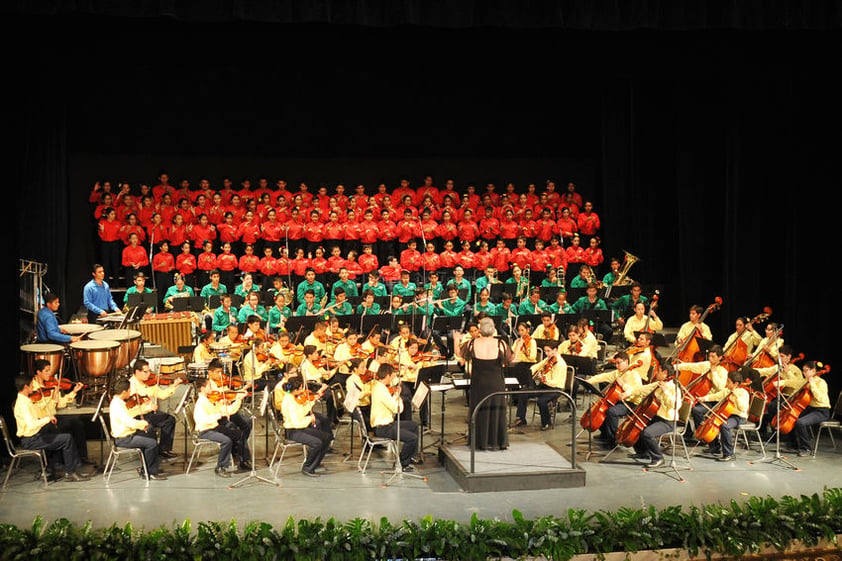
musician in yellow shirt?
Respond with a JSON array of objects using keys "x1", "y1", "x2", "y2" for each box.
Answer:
[
  {"x1": 193, "y1": 377, "x2": 249, "y2": 477},
  {"x1": 13, "y1": 380, "x2": 89, "y2": 481},
  {"x1": 517, "y1": 346, "x2": 568, "y2": 430},
  {"x1": 585, "y1": 351, "x2": 643, "y2": 448},
  {"x1": 675, "y1": 344, "x2": 728, "y2": 450},
  {"x1": 675, "y1": 305, "x2": 712, "y2": 347},
  {"x1": 370, "y1": 363, "x2": 419, "y2": 471},
  {"x1": 109, "y1": 378, "x2": 167, "y2": 479},
  {"x1": 781, "y1": 361, "x2": 830, "y2": 456},
  {"x1": 279, "y1": 374, "x2": 334, "y2": 476},
  {"x1": 698, "y1": 369, "x2": 750, "y2": 462},
  {"x1": 128, "y1": 359, "x2": 181, "y2": 459},
  {"x1": 622, "y1": 302, "x2": 663, "y2": 344},
  {"x1": 628, "y1": 359, "x2": 680, "y2": 468}
]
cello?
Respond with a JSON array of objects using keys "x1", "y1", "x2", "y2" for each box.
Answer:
[
  {"x1": 720, "y1": 308, "x2": 772, "y2": 373},
  {"x1": 761, "y1": 352, "x2": 804, "y2": 404},
  {"x1": 747, "y1": 324, "x2": 784, "y2": 370},
  {"x1": 693, "y1": 391, "x2": 741, "y2": 443},
  {"x1": 672, "y1": 297, "x2": 722, "y2": 368},
  {"x1": 615, "y1": 361, "x2": 675, "y2": 447},
  {"x1": 770, "y1": 363, "x2": 831, "y2": 434},
  {"x1": 579, "y1": 360, "x2": 643, "y2": 432}
]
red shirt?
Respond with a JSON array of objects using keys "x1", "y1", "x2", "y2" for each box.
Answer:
[
  {"x1": 259, "y1": 256, "x2": 277, "y2": 276},
  {"x1": 380, "y1": 264, "x2": 402, "y2": 282},
  {"x1": 217, "y1": 252, "x2": 239, "y2": 272},
  {"x1": 530, "y1": 249, "x2": 552, "y2": 272},
  {"x1": 519, "y1": 218, "x2": 538, "y2": 240},
  {"x1": 440, "y1": 249, "x2": 458, "y2": 269},
  {"x1": 499, "y1": 219, "x2": 520, "y2": 240},
  {"x1": 98, "y1": 219, "x2": 122, "y2": 242},
  {"x1": 261, "y1": 220, "x2": 283, "y2": 243},
  {"x1": 226, "y1": 204, "x2": 247, "y2": 225},
  {"x1": 238, "y1": 254, "x2": 260, "y2": 273},
  {"x1": 120, "y1": 224, "x2": 146, "y2": 245},
  {"x1": 146, "y1": 223, "x2": 168, "y2": 245},
  {"x1": 198, "y1": 251, "x2": 218, "y2": 271},
  {"x1": 565, "y1": 246, "x2": 587, "y2": 264},
  {"x1": 359, "y1": 220, "x2": 380, "y2": 244},
  {"x1": 584, "y1": 248, "x2": 604, "y2": 268},
  {"x1": 286, "y1": 220, "x2": 305, "y2": 241},
  {"x1": 237, "y1": 222, "x2": 261, "y2": 245},
  {"x1": 479, "y1": 217, "x2": 501, "y2": 240},
  {"x1": 456, "y1": 249, "x2": 476, "y2": 270},
  {"x1": 217, "y1": 222, "x2": 239, "y2": 244},
  {"x1": 152, "y1": 251, "x2": 175, "y2": 272},
  {"x1": 176, "y1": 253, "x2": 197, "y2": 275},
  {"x1": 377, "y1": 220, "x2": 397, "y2": 241},
  {"x1": 343, "y1": 221, "x2": 362, "y2": 242},
  {"x1": 557, "y1": 217, "x2": 578, "y2": 240},
  {"x1": 577, "y1": 212, "x2": 600, "y2": 235},
  {"x1": 207, "y1": 205, "x2": 226, "y2": 225},
  {"x1": 419, "y1": 219, "x2": 439, "y2": 242},
  {"x1": 291, "y1": 256, "x2": 311, "y2": 277},
  {"x1": 304, "y1": 221, "x2": 324, "y2": 243},
  {"x1": 473, "y1": 250, "x2": 492, "y2": 271},
  {"x1": 490, "y1": 247, "x2": 511, "y2": 272},
  {"x1": 420, "y1": 252, "x2": 440, "y2": 272},
  {"x1": 358, "y1": 253, "x2": 379, "y2": 274},
  {"x1": 510, "y1": 247, "x2": 532, "y2": 270},
  {"x1": 400, "y1": 249, "x2": 422, "y2": 272},
  {"x1": 311, "y1": 256, "x2": 328, "y2": 274},
  {"x1": 536, "y1": 219, "x2": 558, "y2": 242},
  {"x1": 435, "y1": 221, "x2": 459, "y2": 241},
  {"x1": 327, "y1": 255, "x2": 346, "y2": 274},
  {"x1": 122, "y1": 245, "x2": 148, "y2": 267},
  {"x1": 396, "y1": 219, "x2": 420, "y2": 243},
  {"x1": 457, "y1": 219, "x2": 480, "y2": 243},
  {"x1": 189, "y1": 223, "x2": 217, "y2": 248}
]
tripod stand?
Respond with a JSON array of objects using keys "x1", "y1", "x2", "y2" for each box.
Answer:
[
  {"x1": 230, "y1": 384, "x2": 281, "y2": 488},
  {"x1": 760, "y1": 349, "x2": 798, "y2": 471},
  {"x1": 382, "y1": 361, "x2": 426, "y2": 486}
]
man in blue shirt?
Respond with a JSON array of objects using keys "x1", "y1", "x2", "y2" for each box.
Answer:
[
  {"x1": 36, "y1": 293, "x2": 80, "y2": 344},
  {"x1": 83, "y1": 264, "x2": 120, "y2": 323}
]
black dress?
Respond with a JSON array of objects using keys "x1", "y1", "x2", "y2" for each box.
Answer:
[{"x1": 467, "y1": 339, "x2": 509, "y2": 450}]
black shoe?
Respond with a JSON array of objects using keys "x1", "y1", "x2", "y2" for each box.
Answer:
[
  {"x1": 648, "y1": 458, "x2": 665, "y2": 468},
  {"x1": 797, "y1": 449, "x2": 812, "y2": 457},
  {"x1": 63, "y1": 471, "x2": 90, "y2": 482},
  {"x1": 540, "y1": 425, "x2": 551, "y2": 431},
  {"x1": 80, "y1": 458, "x2": 97, "y2": 466},
  {"x1": 717, "y1": 455, "x2": 736, "y2": 462},
  {"x1": 511, "y1": 418, "x2": 527, "y2": 428},
  {"x1": 238, "y1": 461, "x2": 252, "y2": 471},
  {"x1": 160, "y1": 450, "x2": 179, "y2": 459},
  {"x1": 402, "y1": 464, "x2": 416, "y2": 473},
  {"x1": 214, "y1": 467, "x2": 231, "y2": 478},
  {"x1": 45, "y1": 471, "x2": 62, "y2": 483},
  {"x1": 148, "y1": 473, "x2": 168, "y2": 480},
  {"x1": 629, "y1": 453, "x2": 651, "y2": 463},
  {"x1": 301, "y1": 468, "x2": 320, "y2": 477}
]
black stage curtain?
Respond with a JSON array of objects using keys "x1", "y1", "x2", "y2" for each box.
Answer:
[
  {"x1": 11, "y1": 17, "x2": 840, "y2": 417},
  {"x1": 6, "y1": 1, "x2": 842, "y2": 30}
]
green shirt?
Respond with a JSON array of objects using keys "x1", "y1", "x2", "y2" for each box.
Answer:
[
  {"x1": 200, "y1": 283, "x2": 228, "y2": 301},
  {"x1": 570, "y1": 276, "x2": 590, "y2": 289},
  {"x1": 518, "y1": 299, "x2": 548, "y2": 315},
  {"x1": 424, "y1": 282, "x2": 444, "y2": 300},
  {"x1": 361, "y1": 282, "x2": 388, "y2": 297},
  {"x1": 331, "y1": 279, "x2": 359, "y2": 299},
  {"x1": 212, "y1": 306, "x2": 239, "y2": 332},
  {"x1": 123, "y1": 286, "x2": 154, "y2": 307},
  {"x1": 392, "y1": 282, "x2": 417, "y2": 297},
  {"x1": 296, "y1": 280, "x2": 326, "y2": 304},
  {"x1": 473, "y1": 301, "x2": 499, "y2": 316},
  {"x1": 295, "y1": 302, "x2": 323, "y2": 317},
  {"x1": 267, "y1": 305, "x2": 292, "y2": 331},
  {"x1": 572, "y1": 296, "x2": 608, "y2": 313},
  {"x1": 357, "y1": 302, "x2": 382, "y2": 315},
  {"x1": 238, "y1": 304, "x2": 268, "y2": 323},
  {"x1": 549, "y1": 302, "x2": 575, "y2": 314},
  {"x1": 611, "y1": 294, "x2": 649, "y2": 318},
  {"x1": 234, "y1": 284, "x2": 261, "y2": 298},
  {"x1": 439, "y1": 298, "x2": 466, "y2": 317}
]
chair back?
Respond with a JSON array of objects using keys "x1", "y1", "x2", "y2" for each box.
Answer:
[
  {"x1": 354, "y1": 406, "x2": 372, "y2": 438},
  {"x1": 831, "y1": 389, "x2": 842, "y2": 420},
  {"x1": 97, "y1": 415, "x2": 118, "y2": 450},
  {"x1": 564, "y1": 365, "x2": 577, "y2": 395},
  {"x1": 748, "y1": 393, "x2": 767, "y2": 425},
  {"x1": 0, "y1": 416, "x2": 18, "y2": 457},
  {"x1": 181, "y1": 402, "x2": 200, "y2": 438},
  {"x1": 265, "y1": 405, "x2": 285, "y2": 439},
  {"x1": 677, "y1": 399, "x2": 693, "y2": 425}
]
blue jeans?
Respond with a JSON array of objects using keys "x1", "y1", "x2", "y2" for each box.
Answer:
[
  {"x1": 115, "y1": 431, "x2": 160, "y2": 475},
  {"x1": 21, "y1": 428, "x2": 80, "y2": 473}
]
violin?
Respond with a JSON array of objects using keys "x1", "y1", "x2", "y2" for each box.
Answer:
[
  {"x1": 312, "y1": 356, "x2": 341, "y2": 369},
  {"x1": 208, "y1": 390, "x2": 249, "y2": 403},
  {"x1": 532, "y1": 355, "x2": 559, "y2": 384},
  {"x1": 721, "y1": 307, "x2": 772, "y2": 372},
  {"x1": 42, "y1": 378, "x2": 82, "y2": 391},
  {"x1": 143, "y1": 373, "x2": 177, "y2": 386},
  {"x1": 673, "y1": 297, "x2": 722, "y2": 364},
  {"x1": 770, "y1": 363, "x2": 831, "y2": 434},
  {"x1": 292, "y1": 386, "x2": 324, "y2": 405},
  {"x1": 28, "y1": 388, "x2": 54, "y2": 403},
  {"x1": 580, "y1": 360, "x2": 643, "y2": 432},
  {"x1": 210, "y1": 371, "x2": 247, "y2": 389},
  {"x1": 125, "y1": 394, "x2": 152, "y2": 409}
]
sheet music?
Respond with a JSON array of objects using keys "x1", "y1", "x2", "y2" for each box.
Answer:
[
  {"x1": 258, "y1": 386, "x2": 270, "y2": 416},
  {"x1": 429, "y1": 383, "x2": 455, "y2": 392},
  {"x1": 412, "y1": 382, "x2": 430, "y2": 409}
]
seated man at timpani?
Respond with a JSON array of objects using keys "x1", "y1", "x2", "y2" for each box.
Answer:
[
  {"x1": 193, "y1": 377, "x2": 249, "y2": 478},
  {"x1": 193, "y1": 330, "x2": 216, "y2": 363},
  {"x1": 241, "y1": 338, "x2": 279, "y2": 391},
  {"x1": 36, "y1": 292, "x2": 82, "y2": 344},
  {"x1": 516, "y1": 345, "x2": 568, "y2": 431},
  {"x1": 299, "y1": 344, "x2": 341, "y2": 426},
  {"x1": 28, "y1": 359, "x2": 94, "y2": 466},
  {"x1": 623, "y1": 301, "x2": 663, "y2": 344},
  {"x1": 584, "y1": 351, "x2": 644, "y2": 448},
  {"x1": 13, "y1": 379, "x2": 90, "y2": 482},
  {"x1": 626, "y1": 359, "x2": 680, "y2": 468},
  {"x1": 531, "y1": 312, "x2": 560, "y2": 341},
  {"x1": 109, "y1": 378, "x2": 167, "y2": 480},
  {"x1": 128, "y1": 359, "x2": 181, "y2": 459},
  {"x1": 674, "y1": 344, "x2": 728, "y2": 452},
  {"x1": 695, "y1": 369, "x2": 750, "y2": 462},
  {"x1": 279, "y1": 374, "x2": 334, "y2": 477},
  {"x1": 206, "y1": 358, "x2": 253, "y2": 470},
  {"x1": 370, "y1": 363, "x2": 419, "y2": 472},
  {"x1": 346, "y1": 358, "x2": 375, "y2": 424}
]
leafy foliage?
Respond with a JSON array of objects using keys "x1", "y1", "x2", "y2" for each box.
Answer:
[{"x1": 1, "y1": 489, "x2": 841, "y2": 560}]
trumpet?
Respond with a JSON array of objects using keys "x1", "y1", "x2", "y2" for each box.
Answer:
[{"x1": 518, "y1": 265, "x2": 531, "y2": 300}]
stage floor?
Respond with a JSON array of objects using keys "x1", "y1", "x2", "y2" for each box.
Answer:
[{"x1": 3, "y1": 388, "x2": 842, "y2": 530}]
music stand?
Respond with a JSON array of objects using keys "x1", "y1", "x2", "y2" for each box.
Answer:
[
  {"x1": 760, "y1": 341, "x2": 798, "y2": 471},
  {"x1": 361, "y1": 315, "x2": 383, "y2": 337},
  {"x1": 392, "y1": 314, "x2": 424, "y2": 336},
  {"x1": 230, "y1": 294, "x2": 245, "y2": 308},
  {"x1": 539, "y1": 286, "x2": 563, "y2": 303},
  {"x1": 207, "y1": 294, "x2": 222, "y2": 310},
  {"x1": 575, "y1": 377, "x2": 606, "y2": 461},
  {"x1": 118, "y1": 305, "x2": 144, "y2": 330},
  {"x1": 489, "y1": 283, "x2": 505, "y2": 302},
  {"x1": 284, "y1": 316, "x2": 320, "y2": 339},
  {"x1": 91, "y1": 389, "x2": 110, "y2": 466},
  {"x1": 127, "y1": 291, "x2": 158, "y2": 313},
  {"x1": 259, "y1": 288, "x2": 275, "y2": 307},
  {"x1": 173, "y1": 384, "x2": 194, "y2": 471}
]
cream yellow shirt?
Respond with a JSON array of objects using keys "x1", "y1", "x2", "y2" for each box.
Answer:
[
  {"x1": 676, "y1": 321, "x2": 712, "y2": 344},
  {"x1": 632, "y1": 381, "x2": 680, "y2": 422},
  {"x1": 623, "y1": 314, "x2": 663, "y2": 344},
  {"x1": 109, "y1": 396, "x2": 148, "y2": 438},
  {"x1": 674, "y1": 360, "x2": 728, "y2": 401},
  {"x1": 531, "y1": 323, "x2": 560, "y2": 341},
  {"x1": 587, "y1": 368, "x2": 644, "y2": 405},
  {"x1": 280, "y1": 390, "x2": 317, "y2": 430},
  {"x1": 529, "y1": 355, "x2": 568, "y2": 390},
  {"x1": 13, "y1": 394, "x2": 52, "y2": 438},
  {"x1": 370, "y1": 381, "x2": 402, "y2": 427}
]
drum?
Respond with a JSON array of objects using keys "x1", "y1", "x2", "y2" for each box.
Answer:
[
  {"x1": 210, "y1": 342, "x2": 230, "y2": 357},
  {"x1": 159, "y1": 356, "x2": 185, "y2": 375},
  {"x1": 70, "y1": 340, "x2": 120, "y2": 378},
  {"x1": 88, "y1": 329, "x2": 142, "y2": 370},
  {"x1": 58, "y1": 323, "x2": 105, "y2": 337},
  {"x1": 187, "y1": 362, "x2": 208, "y2": 379},
  {"x1": 20, "y1": 343, "x2": 65, "y2": 377}
]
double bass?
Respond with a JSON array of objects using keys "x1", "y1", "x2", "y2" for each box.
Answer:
[
  {"x1": 770, "y1": 363, "x2": 831, "y2": 434},
  {"x1": 615, "y1": 362, "x2": 675, "y2": 447},
  {"x1": 579, "y1": 360, "x2": 643, "y2": 432},
  {"x1": 672, "y1": 297, "x2": 722, "y2": 367},
  {"x1": 720, "y1": 308, "x2": 772, "y2": 373}
]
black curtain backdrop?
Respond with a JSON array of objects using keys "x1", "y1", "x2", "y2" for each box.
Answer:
[{"x1": 10, "y1": 9, "x2": 841, "y2": 418}]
